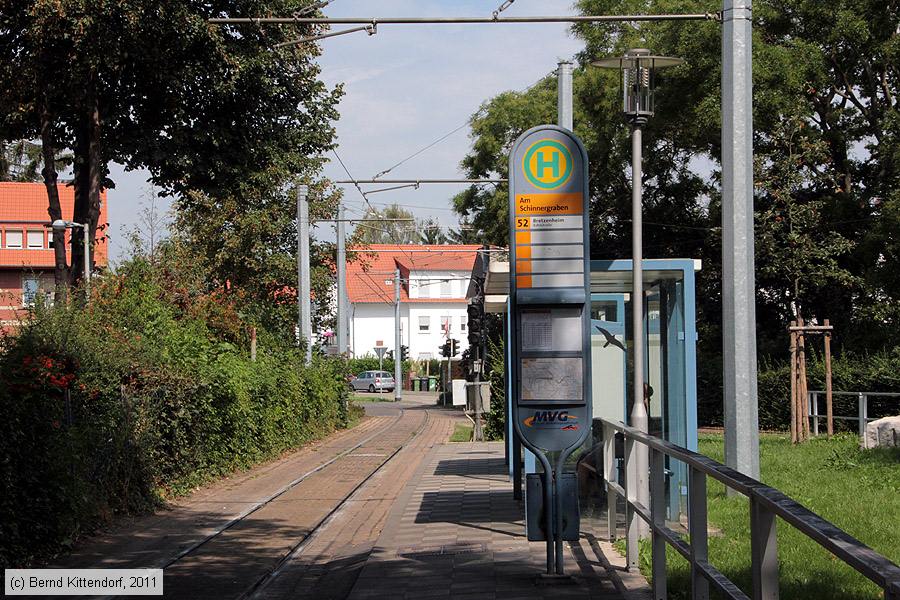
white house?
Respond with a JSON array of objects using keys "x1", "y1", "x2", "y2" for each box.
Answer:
[{"x1": 346, "y1": 244, "x2": 481, "y2": 360}]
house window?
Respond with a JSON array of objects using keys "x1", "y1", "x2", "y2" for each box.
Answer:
[
  {"x1": 5, "y1": 230, "x2": 23, "y2": 248},
  {"x1": 22, "y1": 275, "x2": 40, "y2": 306},
  {"x1": 27, "y1": 230, "x2": 44, "y2": 249},
  {"x1": 441, "y1": 316, "x2": 451, "y2": 334},
  {"x1": 460, "y1": 317, "x2": 467, "y2": 332},
  {"x1": 440, "y1": 279, "x2": 452, "y2": 298},
  {"x1": 47, "y1": 230, "x2": 54, "y2": 245},
  {"x1": 418, "y1": 316, "x2": 430, "y2": 332}
]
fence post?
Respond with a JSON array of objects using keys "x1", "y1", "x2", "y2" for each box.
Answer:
[
  {"x1": 688, "y1": 467, "x2": 709, "y2": 600},
  {"x1": 750, "y1": 494, "x2": 779, "y2": 600},
  {"x1": 650, "y1": 448, "x2": 667, "y2": 600},
  {"x1": 858, "y1": 392, "x2": 867, "y2": 440},
  {"x1": 625, "y1": 437, "x2": 639, "y2": 570},
  {"x1": 811, "y1": 392, "x2": 819, "y2": 437},
  {"x1": 604, "y1": 424, "x2": 617, "y2": 541}
]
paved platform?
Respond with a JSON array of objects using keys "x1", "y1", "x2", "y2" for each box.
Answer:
[{"x1": 347, "y1": 442, "x2": 650, "y2": 600}]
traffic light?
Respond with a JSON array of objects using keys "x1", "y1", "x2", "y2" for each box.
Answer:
[
  {"x1": 467, "y1": 302, "x2": 484, "y2": 347},
  {"x1": 386, "y1": 349, "x2": 394, "y2": 361},
  {"x1": 400, "y1": 345, "x2": 409, "y2": 361},
  {"x1": 439, "y1": 339, "x2": 460, "y2": 358}
]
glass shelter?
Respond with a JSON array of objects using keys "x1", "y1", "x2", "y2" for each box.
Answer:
[
  {"x1": 585, "y1": 259, "x2": 699, "y2": 522},
  {"x1": 479, "y1": 256, "x2": 700, "y2": 524}
]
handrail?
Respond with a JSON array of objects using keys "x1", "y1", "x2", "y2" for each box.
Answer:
[{"x1": 599, "y1": 417, "x2": 900, "y2": 599}]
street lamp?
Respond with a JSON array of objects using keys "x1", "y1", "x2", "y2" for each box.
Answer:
[
  {"x1": 51, "y1": 219, "x2": 91, "y2": 297},
  {"x1": 592, "y1": 48, "x2": 683, "y2": 540}
]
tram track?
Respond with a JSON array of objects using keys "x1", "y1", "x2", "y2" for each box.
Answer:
[
  {"x1": 157, "y1": 409, "x2": 409, "y2": 571},
  {"x1": 243, "y1": 407, "x2": 433, "y2": 600},
  {"x1": 157, "y1": 406, "x2": 432, "y2": 600}
]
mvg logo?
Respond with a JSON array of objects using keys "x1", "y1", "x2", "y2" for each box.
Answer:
[{"x1": 523, "y1": 411, "x2": 579, "y2": 430}]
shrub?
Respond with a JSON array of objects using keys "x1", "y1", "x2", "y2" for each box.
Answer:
[{"x1": 0, "y1": 261, "x2": 349, "y2": 568}]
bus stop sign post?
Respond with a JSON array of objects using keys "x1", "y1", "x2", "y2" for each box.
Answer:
[{"x1": 509, "y1": 125, "x2": 592, "y2": 577}]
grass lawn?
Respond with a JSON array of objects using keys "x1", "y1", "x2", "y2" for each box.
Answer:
[
  {"x1": 450, "y1": 423, "x2": 473, "y2": 442},
  {"x1": 641, "y1": 433, "x2": 900, "y2": 599}
]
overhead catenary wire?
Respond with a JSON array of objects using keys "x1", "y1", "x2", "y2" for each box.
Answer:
[
  {"x1": 372, "y1": 122, "x2": 471, "y2": 180},
  {"x1": 210, "y1": 14, "x2": 720, "y2": 25},
  {"x1": 331, "y1": 150, "x2": 373, "y2": 211}
]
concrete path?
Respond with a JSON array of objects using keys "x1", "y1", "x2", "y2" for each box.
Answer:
[{"x1": 345, "y1": 442, "x2": 651, "y2": 600}]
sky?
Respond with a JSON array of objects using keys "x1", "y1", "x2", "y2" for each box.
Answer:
[{"x1": 104, "y1": 0, "x2": 586, "y2": 262}]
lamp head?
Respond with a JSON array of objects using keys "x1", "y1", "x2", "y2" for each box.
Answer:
[
  {"x1": 51, "y1": 219, "x2": 69, "y2": 230},
  {"x1": 591, "y1": 48, "x2": 684, "y2": 123}
]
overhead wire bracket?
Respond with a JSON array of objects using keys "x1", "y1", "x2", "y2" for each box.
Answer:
[
  {"x1": 362, "y1": 182, "x2": 421, "y2": 198},
  {"x1": 492, "y1": 0, "x2": 516, "y2": 20},
  {"x1": 276, "y1": 21, "x2": 376, "y2": 47}
]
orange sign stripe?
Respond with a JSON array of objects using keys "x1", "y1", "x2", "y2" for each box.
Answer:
[
  {"x1": 516, "y1": 193, "x2": 583, "y2": 216},
  {"x1": 517, "y1": 246, "x2": 532, "y2": 259},
  {"x1": 516, "y1": 275, "x2": 533, "y2": 289},
  {"x1": 516, "y1": 260, "x2": 532, "y2": 274},
  {"x1": 515, "y1": 231, "x2": 531, "y2": 245}
]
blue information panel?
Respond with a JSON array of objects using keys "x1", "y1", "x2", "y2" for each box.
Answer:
[{"x1": 509, "y1": 125, "x2": 592, "y2": 454}]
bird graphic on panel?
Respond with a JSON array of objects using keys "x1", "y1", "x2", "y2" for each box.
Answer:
[{"x1": 593, "y1": 324, "x2": 626, "y2": 352}]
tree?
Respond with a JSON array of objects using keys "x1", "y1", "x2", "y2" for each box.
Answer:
[
  {"x1": 351, "y1": 204, "x2": 418, "y2": 244},
  {"x1": 418, "y1": 218, "x2": 449, "y2": 244},
  {"x1": 754, "y1": 117, "x2": 856, "y2": 326},
  {"x1": 127, "y1": 186, "x2": 170, "y2": 263},
  {"x1": 0, "y1": 1, "x2": 341, "y2": 294},
  {"x1": 171, "y1": 179, "x2": 341, "y2": 343},
  {"x1": 0, "y1": 140, "x2": 70, "y2": 183},
  {"x1": 454, "y1": 0, "x2": 900, "y2": 356}
]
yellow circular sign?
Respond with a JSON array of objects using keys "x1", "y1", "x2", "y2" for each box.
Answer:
[{"x1": 522, "y1": 139, "x2": 573, "y2": 190}]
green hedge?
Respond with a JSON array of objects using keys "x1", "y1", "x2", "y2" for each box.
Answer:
[
  {"x1": 0, "y1": 263, "x2": 349, "y2": 568},
  {"x1": 701, "y1": 348, "x2": 900, "y2": 430}
]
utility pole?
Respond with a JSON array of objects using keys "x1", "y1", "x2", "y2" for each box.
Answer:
[
  {"x1": 394, "y1": 267, "x2": 403, "y2": 402},
  {"x1": 722, "y1": 0, "x2": 759, "y2": 480},
  {"x1": 337, "y1": 204, "x2": 348, "y2": 355},
  {"x1": 297, "y1": 183, "x2": 312, "y2": 365},
  {"x1": 557, "y1": 60, "x2": 574, "y2": 131}
]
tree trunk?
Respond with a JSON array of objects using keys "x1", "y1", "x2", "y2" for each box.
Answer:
[
  {"x1": 40, "y1": 95, "x2": 69, "y2": 299},
  {"x1": 72, "y1": 74, "x2": 103, "y2": 287}
]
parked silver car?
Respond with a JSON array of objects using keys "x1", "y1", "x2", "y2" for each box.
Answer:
[{"x1": 350, "y1": 370, "x2": 395, "y2": 393}]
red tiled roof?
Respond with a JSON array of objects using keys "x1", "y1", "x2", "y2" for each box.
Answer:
[
  {"x1": 347, "y1": 244, "x2": 481, "y2": 304},
  {"x1": 0, "y1": 182, "x2": 108, "y2": 268}
]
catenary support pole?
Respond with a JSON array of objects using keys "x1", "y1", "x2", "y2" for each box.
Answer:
[
  {"x1": 394, "y1": 267, "x2": 403, "y2": 402},
  {"x1": 722, "y1": 0, "x2": 760, "y2": 480},
  {"x1": 297, "y1": 183, "x2": 312, "y2": 365},
  {"x1": 337, "y1": 204, "x2": 348, "y2": 355},
  {"x1": 558, "y1": 60, "x2": 574, "y2": 131},
  {"x1": 630, "y1": 122, "x2": 650, "y2": 538}
]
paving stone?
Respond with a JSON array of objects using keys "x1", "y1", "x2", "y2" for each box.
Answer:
[{"x1": 347, "y1": 442, "x2": 650, "y2": 600}]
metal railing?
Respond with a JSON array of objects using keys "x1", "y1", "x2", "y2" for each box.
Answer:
[
  {"x1": 807, "y1": 391, "x2": 900, "y2": 438},
  {"x1": 600, "y1": 418, "x2": 900, "y2": 600}
]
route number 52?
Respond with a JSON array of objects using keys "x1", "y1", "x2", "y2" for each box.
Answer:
[{"x1": 516, "y1": 218, "x2": 530, "y2": 229}]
